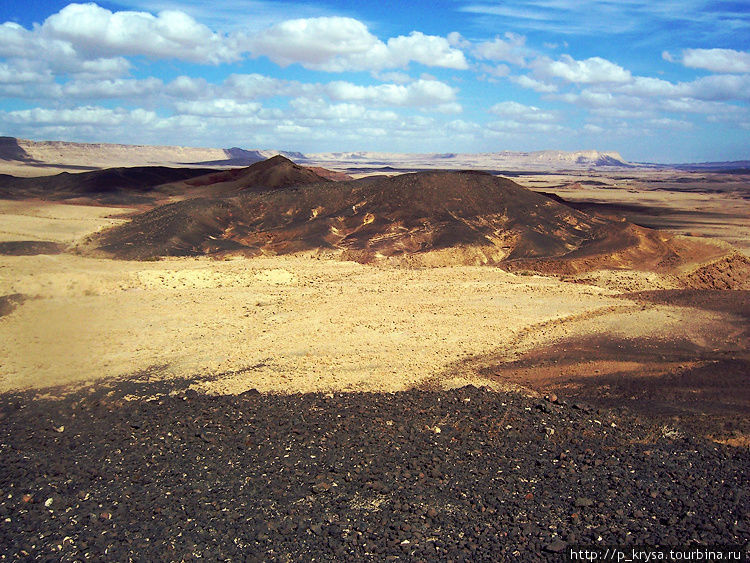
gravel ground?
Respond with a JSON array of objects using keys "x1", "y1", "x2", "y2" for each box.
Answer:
[{"x1": 0, "y1": 381, "x2": 748, "y2": 561}]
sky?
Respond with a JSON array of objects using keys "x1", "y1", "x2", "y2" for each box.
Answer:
[{"x1": 0, "y1": 1, "x2": 748, "y2": 163}]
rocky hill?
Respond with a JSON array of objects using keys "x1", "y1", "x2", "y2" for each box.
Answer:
[{"x1": 88, "y1": 157, "x2": 730, "y2": 279}]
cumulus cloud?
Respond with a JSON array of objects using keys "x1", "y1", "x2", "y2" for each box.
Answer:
[
  {"x1": 680, "y1": 48, "x2": 750, "y2": 74},
  {"x1": 473, "y1": 32, "x2": 530, "y2": 66},
  {"x1": 486, "y1": 119, "x2": 564, "y2": 134},
  {"x1": 605, "y1": 73, "x2": 750, "y2": 102},
  {"x1": 63, "y1": 77, "x2": 163, "y2": 98},
  {"x1": 0, "y1": 20, "x2": 131, "y2": 78},
  {"x1": 0, "y1": 63, "x2": 50, "y2": 85},
  {"x1": 583, "y1": 123, "x2": 604, "y2": 134},
  {"x1": 676, "y1": 73, "x2": 750, "y2": 101},
  {"x1": 290, "y1": 98, "x2": 399, "y2": 122},
  {"x1": 510, "y1": 74, "x2": 558, "y2": 92},
  {"x1": 647, "y1": 117, "x2": 693, "y2": 130},
  {"x1": 174, "y1": 99, "x2": 263, "y2": 117},
  {"x1": 533, "y1": 55, "x2": 631, "y2": 84},
  {"x1": 324, "y1": 79, "x2": 457, "y2": 107},
  {"x1": 557, "y1": 89, "x2": 644, "y2": 111},
  {"x1": 446, "y1": 119, "x2": 481, "y2": 133},
  {"x1": 488, "y1": 101, "x2": 556, "y2": 122},
  {"x1": 3, "y1": 105, "x2": 154, "y2": 126},
  {"x1": 165, "y1": 76, "x2": 212, "y2": 98},
  {"x1": 388, "y1": 32, "x2": 468, "y2": 69},
  {"x1": 248, "y1": 17, "x2": 467, "y2": 71},
  {"x1": 658, "y1": 98, "x2": 747, "y2": 115},
  {"x1": 41, "y1": 3, "x2": 238, "y2": 64},
  {"x1": 479, "y1": 63, "x2": 511, "y2": 79},
  {"x1": 247, "y1": 17, "x2": 379, "y2": 69},
  {"x1": 223, "y1": 73, "x2": 300, "y2": 99}
]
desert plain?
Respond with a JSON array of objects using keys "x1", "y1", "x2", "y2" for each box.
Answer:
[
  {"x1": 0, "y1": 141, "x2": 749, "y2": 560},
  {"x1": 1, "y1": 142, "x2": 748, "y2": 440}
]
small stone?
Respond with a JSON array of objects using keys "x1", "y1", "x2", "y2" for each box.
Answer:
[
  {"x1": 575, "y1": 497, "x2": 594, "y2": 508},
  {"x1": 544, "y1": 539, "x2": 567, "y2": 553},
  {"x1": 312, "y1": 481, "x2": 331, "y2": 493},
  {"x1": 54, "y1": 426, "x2": 64, "y2": 433},
  {"x1": 44, "y1": 498, "x2": 54, "y2": 508},
  {"x1": 22, "y1": 494, "x2": 33, "y2": 503}
]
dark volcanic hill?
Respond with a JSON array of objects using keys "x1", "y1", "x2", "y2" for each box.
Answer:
[
  {"x1": 0, "y1": 166, "x2": 214, "y2": 203},
  {"x1": 161, "y1": 155, "x2": 340, "y2": 196},
  {"x1": 87, "y1": 164, "x2": 729, "y2": 277},
  {"x1": 0, "y1": 156, "x2": 351, "y2": 205}
]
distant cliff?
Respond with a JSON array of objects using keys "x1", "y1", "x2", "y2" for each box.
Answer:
[{"x1": 0, "y1": 137, "x2": 635, "y2": 173}]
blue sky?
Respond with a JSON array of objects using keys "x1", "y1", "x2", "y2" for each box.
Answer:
[{"x1": 0, "y1": 1, "x2": 748, "y2": 162}]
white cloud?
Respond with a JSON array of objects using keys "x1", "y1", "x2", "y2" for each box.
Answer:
[
  {"x1": 447, "y1": 31, "x2": 470, "y2": 49},
  {"x1": 324, "y1": 79, "x2": 457, "y2": 107},
  {"x1": 614, "y1": 76, "x2": 679, "y2": 97},
  {"x1": 683, "y1": 74, "x2": 750, "y2": 101},
  {"x1": 609, "y1": 73, "x2": 750, "y2": 102},
  {"x1": 433, "y1": 102, "x2": 463, "y2": 114},
  {"x1": 658, "y1": 98, "x2": 746, "y2": 115},
  {"x1": 473, "y1": 32, "x2": 530, "y2": 66},
  {"x1": 446, "y1": 119, "x2": 481, "y2": 133},
  {"x1": 647, "y1": 117, "x2": 693, "y2": 130},
  {"x1": 590, "y1": 107, "x2": 653, "y2": 119},
  {"x1": 557, "y1": 89, "x2": 644, "y2": 110},
  {"x1": 63, "y1": 77, "x2": 163, "y2": 98},
  {"x1": 247, "y1": 17, "x2": 379, "y2": 69},
  {"x1": 165, "y1": 76, "x2": 212, "y2": 98},
  {"x1": 583, "y1": 123, "x2": 604, "y2": 134},
  {"x1": 0, "y1": 19, "x2": 131, "y2": 78},
  {"x1": 372, "y1": 71, "x2": 413, "y2": 84},
  {"x1": 290, "y1": 98, "x2": 398, "y2": 122},
  {"x1": 533, "y1": 55, "x2": 631, "y2": 84},
  {"x1": 510, "y1": 74, "x2": 558, "y2": 92},
  {"x1": 0, "y1": 63, "x2": 50, "y2": 85},
  {"x1": 681, "y1": 48, "x2": 750, "y2": 74},
  {"x1": 175, "y1": 99, "x2": 262, "y2": 117},
  {"x1": 479, "y1": 63, "x2": 511, "y2": 79},
  {"x1": 488, "y1": 101, "x2": 556, "y2": 122},
  {"x1": 4, "y1": 106, "x2": 139, "y2": 126},
  {"x1": 486, "y1": 119, "x2": 564, "y2": 134},
  {"x1": 223, "y1": 73, "x2": 299, "y2": 99},
  {"x1": 387, "y1": 32, "x2": 468, "y2": 69},
  {"x1": 41, "y1": 3, "x2": 238, "y2": 64},
  {"x1": 247, "y1": 17, "x2": 467, "y2": 71}
]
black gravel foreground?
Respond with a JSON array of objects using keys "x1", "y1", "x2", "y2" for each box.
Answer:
[{"x1": 0, "y1": 382, "x2": 748, "y2": 561}]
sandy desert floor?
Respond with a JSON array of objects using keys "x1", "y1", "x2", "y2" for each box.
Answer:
[
  {"x1": 515, "y1": 171, "x2": 750, "y2": 257},
  {"x1": 1, "y1": 196, "x2": 747, "y2": 418}
]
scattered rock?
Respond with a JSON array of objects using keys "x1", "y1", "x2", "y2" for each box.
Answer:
[{"x1": 0, "y1": 383, "x2": 746, "y2": 560}]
